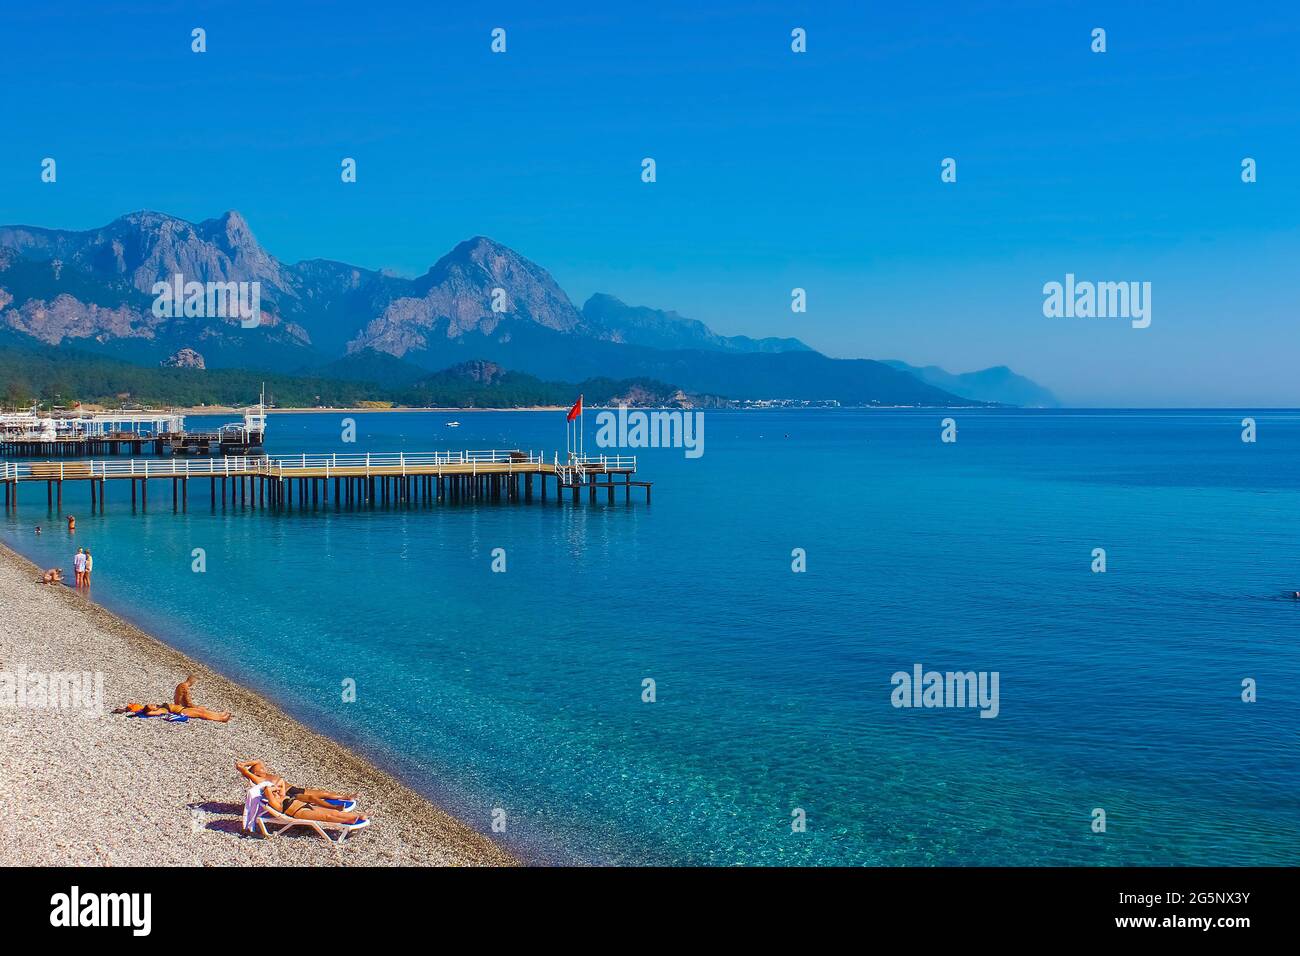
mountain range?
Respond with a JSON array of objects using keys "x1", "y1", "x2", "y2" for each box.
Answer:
[{"x1": 0, "y1": 211, "x2": 1057, "y2": 407}]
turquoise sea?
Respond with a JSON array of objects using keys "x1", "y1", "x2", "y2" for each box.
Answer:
[{"x1": 3, "y1": 408, "x2": 1298, "y2": 865}]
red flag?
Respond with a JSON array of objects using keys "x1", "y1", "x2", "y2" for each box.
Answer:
[{"x1": 566, "y1": 395, "x2": 582, "y2": 422}]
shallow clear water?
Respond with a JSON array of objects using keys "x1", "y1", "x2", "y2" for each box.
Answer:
[{"x1": 4, "y1": 408, "x2": 1298, "y2": 865}]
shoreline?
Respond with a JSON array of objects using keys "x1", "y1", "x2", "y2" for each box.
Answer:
[
  {"x1": 174, "y1": 406, "x2": 570, "y2": 415},
  {"x1": 0, "y1": 541, "x2": 517, "y2": 866}
]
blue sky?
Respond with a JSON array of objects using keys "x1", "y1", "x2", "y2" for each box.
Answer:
[{"x1": 2, "y1": 0, "x2": 1298, "y2": 405}]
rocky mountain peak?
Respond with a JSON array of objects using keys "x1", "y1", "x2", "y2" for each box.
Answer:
[{"x1": 348, "y1": 235, "x2": 584, "y2": 357}]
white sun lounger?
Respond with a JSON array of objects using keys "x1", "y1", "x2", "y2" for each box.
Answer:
[{"x1": 249, "y1": 801, "x2": 370, "y2": 843}]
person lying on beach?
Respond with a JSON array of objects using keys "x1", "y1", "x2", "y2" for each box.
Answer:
[
  {"x1": 113, "y1": 701, "x2": 232, "y2": 723},
  {"x1": 235, "y1": 759, "x2": 358, "y2": 810},
  {"x1": 262, "y1": 779, "x2": 368, "y2": 826},
  {"x1": 41, "y1": 568, "x2": 63, "y2": 584}
]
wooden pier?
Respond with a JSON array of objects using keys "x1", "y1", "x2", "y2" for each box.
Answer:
[{"x1": 0, "y1": 451, "x2": 651, "y2": 514}]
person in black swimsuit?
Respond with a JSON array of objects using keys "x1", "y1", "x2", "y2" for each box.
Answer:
[
  {"x1": 236, "y1": 760, "x2": 357, "y2": 809},
  {"x1": 263, "y1": 780, "x2": 367, "y2": 826}
]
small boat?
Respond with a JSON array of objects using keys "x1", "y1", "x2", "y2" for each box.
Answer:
[{"x1": 444, "y1": 421, "x2": 461, "y2": 428}]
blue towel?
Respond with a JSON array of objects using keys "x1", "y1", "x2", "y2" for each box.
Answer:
[{"x1": 126, "y1": 711, "x2": 188, "y2": 722}]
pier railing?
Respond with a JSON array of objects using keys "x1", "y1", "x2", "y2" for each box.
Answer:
[
  {"x1": 0, "y1": 450, "x2": 638, "y2": 481},
  {"x1": 567, "y1": 454, "x2": 638, "y2": 470}
]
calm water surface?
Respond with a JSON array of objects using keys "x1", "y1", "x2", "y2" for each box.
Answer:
[{"x1": 4, "y1": 408, "x2": 1298, "y2": 865}]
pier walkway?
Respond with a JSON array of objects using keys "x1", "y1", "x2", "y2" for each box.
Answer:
[{"x1": 0, "y1": 450, "x2": 651, "y2": 512}]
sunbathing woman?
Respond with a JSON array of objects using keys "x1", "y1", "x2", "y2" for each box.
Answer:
[
  {"x1": 236, "y1": 759, "x2": 357, "y2": 810},
  {"x1": 114, "y1": 701, "x2": 232, "y2": 722},
  {"x1": 262, "y1": 779, "x2": 368, "y2": 826},
  {"x1": 41, "y1": 568, "x2": 63, "y2": 584}
]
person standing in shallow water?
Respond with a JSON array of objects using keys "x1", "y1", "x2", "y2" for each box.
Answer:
[
  {"x1": 72, "y1": 548, "x2": 86, "y2": 587},
  {"x1": 67, "y1": 515, "x2": 75, "y2": 532},
  {"x1": 83, "y1": 549, "x2": 93, "y2": 586}
]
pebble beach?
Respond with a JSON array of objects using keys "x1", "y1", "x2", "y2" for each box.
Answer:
[{"x1": 0, "y1": 542, "x2": 515, "y2": 867}]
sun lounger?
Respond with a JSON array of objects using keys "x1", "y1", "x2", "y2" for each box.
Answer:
[{"x1": 249, "y1": 801, "x2": 370, "y2": 843}]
